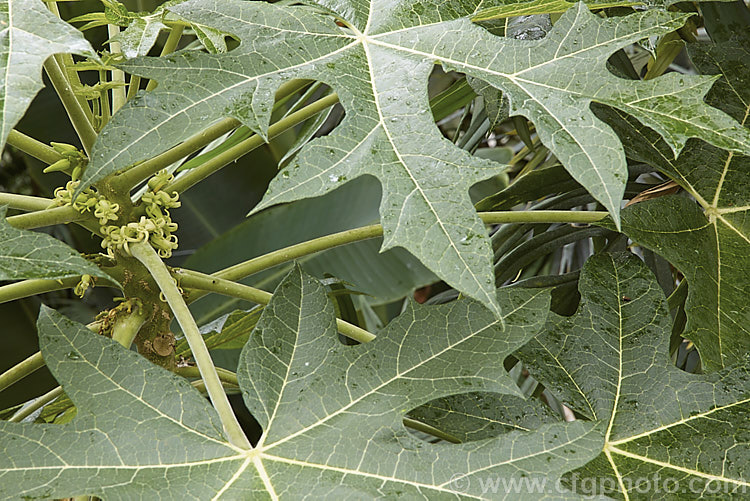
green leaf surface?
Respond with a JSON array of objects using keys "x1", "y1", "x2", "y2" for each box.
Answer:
[
  {"x1": 0, "y1": 0, "x2": 97, "y2": 151},
  {"x1": 113, "y1": 16, "x2": 166, "y2": 59},
  {"x1": 230, "y1": 266, "x2": 604, "y2": 497},
  {"x1": 518, "y1": 252, "x2": 750, "y2": 498},
  {"x1": 0, "y1": 267, "x2": 608, "y2": 498},
  {"x1": 600, "y1": 40, "x2": 750, "y2": 371},
  {"x1": 192, "y1": 23, "x2": 229, "y2": 54},
  {"x1": 82, "y1": 1, "x2": 750, "y2": 317},
  {"x1": 409, "y1": 392, "x2": 561, "y2": 443},
  {"x1": 0, "y1": 206, "x2": 114, "y2": 282},
  {"x1": 0, "y1": 306, "x2": 244, "y2": 500}
]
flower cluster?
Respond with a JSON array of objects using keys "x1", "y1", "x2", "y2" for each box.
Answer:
[
  {"x1": 51, "y1": 180, "x2": 105, "y2": 213},
  {"x1": 99, "y1": 170, "x2": 181, "y2": 258},
  {"x1": 50, "y1": 170, "x2": 180, "y2": 259},
  {"x1": 102, "y1": 215, "x2": 178, "y2": 258}
]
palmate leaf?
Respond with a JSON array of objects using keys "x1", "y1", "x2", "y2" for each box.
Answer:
[
  {"x1": 600, "y1": 40, "x2": 750, "y2": 372},
  {"x1": 0, "y1": 206, "x2": 114, "y2": 282},
  {"x1": 0, "y1": 267, "x2": 607, "y2": 499},
  {"x1": 80, "y1": 0, "x2": 750, "y2": 318},
  {"x1": 518, "y1": 252, "x2": 750, "y2": 498},
  {"x1": 0, "y1": 0, "x2": 97, "y2": 150}
]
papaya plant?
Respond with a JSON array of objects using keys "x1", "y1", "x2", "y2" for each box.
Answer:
[{"x1": 0, "y1": 0, "x2": 748, "y2": 498}]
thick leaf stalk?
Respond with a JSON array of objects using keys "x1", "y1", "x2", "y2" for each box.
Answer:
[{"x1": 129, "y1": 240, "x2": 251, "y2": 449}]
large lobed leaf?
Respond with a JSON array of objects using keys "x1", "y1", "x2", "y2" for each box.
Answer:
[
  {"x1": 79, "y1": 0, "x2": 750, "y2": 318},
  {"x1": 0, "y1": 0, "x2": 97, "y2": 150},
  {"x1": 0, "y1": 266, "x2": 608, "y2": 498},
  {"x1": 0, "y1": 206, "x2": 114, "y2": 282},
  {"x1": 518, "y1": 252, "x2": 750, "y2": 498},
  {"x1": 601, "y1": 39, "x2": 750, "y2": 371}
]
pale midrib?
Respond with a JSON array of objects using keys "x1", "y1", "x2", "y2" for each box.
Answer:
[
  {"x1": 609, "y1": 446, "x2": 750, "y2": 487},
  {"x1": 361, "y1": 39, "x2": 495, "y2": 312},
  {"x1": 605, "y1": 265, "x2": 624, "y2": 446},
  {"x1": 253, "y1": 456, "x2": 279, "y2": 500},
  {"x1": 718, "y1": 214, "x2": 750, "y2": 245},
  {"x1": 615, "y1": 108, "x2": 711, "y2": 209},
  {"x1": 260, "y1": 453, "x2": 485, "y2": 499},
  {"x1": 444, "y1": 424, "x2": 601, "y2": 489},
  {"x1": 0, "y1": 451, "x2": 245, "y2": 473},
  {"x1": 609, "y1": 395, "x2": 750, "y2": 446},
  {"x1": 257, "y1": 291, "x2": 304, "y2": 449},
  {"x1": 693, "y1": 92, "x2": 750, "y2": 369},
  {"x1": 625, "y1": 102, "x2": 748, "y2": 155},
  {"x1": 365, "y1": 38, "x2": 628, "y2": 211},
  {"x1": 191, "y1": 8, "x2": 354, "y2": 39},
  {"x1": 603, "y1": 261, "x2": 626, "y2": 497},
  {"x1": 619, "y1": 221, "x2": 712, "y2": 235},
  {"x1": 714, "y1": 222, "x2": 723, "y2": 367},
  {"x1": 709, "y1": 96, "x2": 749, "y2": 210},
  {"x1": 710, "y1": 62, "x2": 750, "y2": 210},
  {"x1": 263, "y1": 430, "x2": 596, "y2": 498},
  {"x1": 712, "y1": 151, "x2": 734, "y2": 208},
  {"x1": 135, "y1": 20, "x2": 152, "y2": 53},
  {"x1": 261, "y1": 292, "x2": 541, "y2": 452},
  {"x1": 508, "y1": 78, "x2": 614, "y2": 209},
  {"x1": 552, "y1": 5, "x2": 582, "y2": 59},
  {"x1": 47, "y1": 316, "x2": 243, "y2": 454},
  {"x1": 604, "y1": 447, "x2": 630, "y2": 501},
  {"x1": 211, "y1": 456, "x2": 253, "y2": 501},
  {"x1": 262, "y1": 320, "x2": 497, "y2": 450},
  {"x1": 368, "y1": 21, "x2": 668, "y2": 78}
]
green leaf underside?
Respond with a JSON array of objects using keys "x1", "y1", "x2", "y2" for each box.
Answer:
[
  {"x1": 518, "y1": 253, "x2": 750, "y2": 499},
  {"x1": 0, "y1": 0, "x2": 97, "y2": 150},
  {"x1": 81, "y1": 0, "x2": 750, "y2": 318},
  {"x1": 0, "y1": 206, "x2": 114, "y2": 282},
  {"x1": 0, "y1": 306, "x2": 242, "y2": 500},
  {"x1": 601, "y1": 40, "x2": 750, "y2": 372},
  {"x1": 114, "y1": 16, "x2": 166, "y2": 59},
  {"x1": 0, "y1": 267, "x2": 609, "y2": 499}
]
